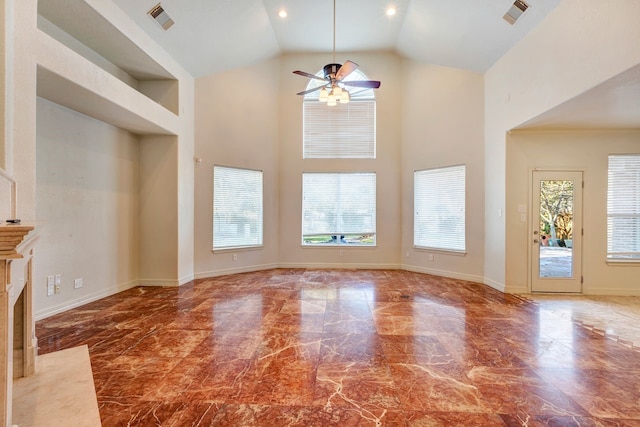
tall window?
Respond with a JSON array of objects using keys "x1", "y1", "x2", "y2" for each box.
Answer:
[
  {"x1": 607, "y1": 154, "x2": 640, "y2": 260},
  {"x1": 414, "y1": 165, "x2": 466, "y2": 252},
  {"x1": 213, "y1": 166, "x2": 263, "y2": 250},
  {"x1": 303, "y1": 68, "x2": 376, "y2": 159},
  {"x1": 302, "y1": 173, "x2": 376, "y2": 246}
]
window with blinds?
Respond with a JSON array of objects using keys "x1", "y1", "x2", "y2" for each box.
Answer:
[
  {"x1": 303, "y1": 68, "x2": 376, "y2": 159},
  {"x1": 607, "y1": 154, "x2": 640, "y2": 260},
  {"x1": 213, "y1": 165, "x2": 263, "y2": 250},
  {"x1": 302, "y1": 172, "x2": 376, "y2": 246},
  {"x1": 414, "y1": 165, "x2": 466, "y2": 252}
]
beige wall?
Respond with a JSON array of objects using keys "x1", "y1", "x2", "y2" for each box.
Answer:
[
  {"x1": 193, "y1": 58, "x2": 280, "y2": 277},
  {"x1": 278, "y1": 52, "x2": 402, "y2": 269},
  {"x1": 193, "y1": 52, "x2": 486, "y2": 276},
  {"x1": 485, "y1": 0, "x2": 640, "y2": 290},
  {"x1": 506, "y1": 130, "x2": 640, "y2": 295},
  {"x1": 5, "y1": 0, "x2": 195, "y2": 319},
  {"x1": 400, "y1": 60, "x2": 485, "y2": 282},
  {"x1": 35, "y1": 98, "x2": 140, "y2": 317}
]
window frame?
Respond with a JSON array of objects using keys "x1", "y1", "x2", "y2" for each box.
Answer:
[
  {"x1": 413, "y1": 164, "x2": 466, "y2": 254},
  {"x1": 607, "y1": 154, "x2": 640, "y2": 262},
  {"x1": 302, "y1": 68, "x2": 377, "y2": 159},
  {"x1": 301, "y1": 172, "x2": 377, "y2": 247},
  {"x1": 212, "y1": 165, "x2": 264, "y2": 251}
]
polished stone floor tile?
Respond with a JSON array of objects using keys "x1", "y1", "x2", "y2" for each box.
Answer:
[{"x1": 36, "y1": 269, "x2": 640, "y2": 426}]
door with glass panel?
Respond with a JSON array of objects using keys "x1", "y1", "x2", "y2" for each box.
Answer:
[{"x1": 531, "y1": 171, "x2": 583, "y2": 293}]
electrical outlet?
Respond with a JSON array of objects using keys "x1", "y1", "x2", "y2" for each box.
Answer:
[
  {"x1": 74, "y1": 278, "x2": 83, "y2": 289},
  {"x1": 47, "y1": 275, "x2": 54, "y2": 296},
  {"x1": 428, "y1": 254, "x2": 434, "y2": 261},
  {"x1": 55, "y1": 274, "x2": 61, "y2": 294},
  {"x1": 339, "y1": 249, "x2": 344, "y2": 257},
  {"x1": 232, "y1": 253, "x2": 238, "y2": 261}
]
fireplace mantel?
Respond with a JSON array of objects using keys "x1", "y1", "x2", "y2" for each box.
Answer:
[{"x1": 1, "y1": 222, "x2": 37, "y2": 427}]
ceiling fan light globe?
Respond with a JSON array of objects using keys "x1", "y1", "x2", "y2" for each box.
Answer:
[
  {"x1": 327, "y1": 94, "x2": 337, "y2": 106},
  {"x1": 319, "y1": 87, "x2": 329, "y2": 102},
  {"x1": 333, "y1": 86, "x2": 343, "y2": 97},
  {"x1": 340, "y1": 91, "x2": 350, "y2": 104}
]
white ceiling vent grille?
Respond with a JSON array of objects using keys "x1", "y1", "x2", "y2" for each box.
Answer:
[
  {"x1": 148, "y1": 3, "x2": 174, "y2": 30},
  {"x1": 503, "y1": 0, "x2": 530, "y2": 25}
]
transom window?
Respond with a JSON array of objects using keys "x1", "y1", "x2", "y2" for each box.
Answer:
[
  {"x1": 213, "y1": 165, "x2": 263, "y2": 250},
  {"x1": 303, "y1": 68, "x2": 376, "y2": 159}
]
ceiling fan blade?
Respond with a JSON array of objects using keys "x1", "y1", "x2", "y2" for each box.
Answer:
[
  {"x1": 335, "y1": 60, "x2": 359, "y2": 81},
  {"x1": 342, "y1": 80, "x2": 381, "y2": 89},
  {"x1": 293, "y1": 70, "x2": 327, "y2": 82},
  {"x1": 296, "y1": 85, "x2": 326, "y2": 96}
]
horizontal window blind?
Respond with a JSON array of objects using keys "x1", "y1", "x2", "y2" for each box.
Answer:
[
  {"x1": 414, "y1": 165, "x2": 466, "y2": 252},
  {"x1": 607, "y1": 155, "x2": 640, "y2": 260},
  {"x1": 303, "y1": 101, "x2": 376, "y2": 159},
  {"x1": 302, "y1": 173, "x2": 376, "y2": 244},
  {"x1": 213, "y1": 166, "x2": 263, "y2": 250}
]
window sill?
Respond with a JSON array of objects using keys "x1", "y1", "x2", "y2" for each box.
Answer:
[
  {"x1": 212, "y1": 245, "x2": 263, "y2": 254},
  {"x1": 606, "y1": 259, "x2": 640, "y2": 266},
  {"x1": 301, "y1": 244, "x2": 377, "y2": 249},
  {"x1": 413, "y1": 246, "x2": 466, "y2": 257}
]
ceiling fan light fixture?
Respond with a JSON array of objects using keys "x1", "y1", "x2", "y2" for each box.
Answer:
[
  {"x1": 319, "y1": 87, "x2": 329, "y2": 102},
  {"x1": 327, "y1": 94, "x2": 338, "y2": 107},
  {"x1": 332, "y1": 86, "x2": 343, "y2": 97},
  {"x1": 340, "y1": 90, "x2": 350, "y2": 104}
]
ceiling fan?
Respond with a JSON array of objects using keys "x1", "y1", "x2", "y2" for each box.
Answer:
[{"x1": 292, "y1": 0, "x2": 381, "y2": 106}]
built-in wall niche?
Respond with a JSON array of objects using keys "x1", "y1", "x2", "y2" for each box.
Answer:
[{"x1": 37, "y1": 0, "x2": 179, "y2": 116}]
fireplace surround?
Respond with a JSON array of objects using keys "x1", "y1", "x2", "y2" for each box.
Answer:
[{"x1": 0, "y1": 223, "x2": 37, "y2": 427}]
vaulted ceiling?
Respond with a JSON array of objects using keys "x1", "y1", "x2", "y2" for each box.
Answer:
[{"x1": 111, "y1": 0, "x2": 562, "y2": 77}]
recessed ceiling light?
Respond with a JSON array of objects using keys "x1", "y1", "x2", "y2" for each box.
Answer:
[
  {"x1": 386, "y1": 7, "x2": 397, "y2": 16},
  {"x1": 278, "y1": 9, "x2": 288, "y2": 18}
]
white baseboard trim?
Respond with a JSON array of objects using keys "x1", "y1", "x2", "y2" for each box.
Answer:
[
  {"x1": 483, "y1": 277, "x2": 506, "y2": 293},
  {"x1": 583, "y1": 287, "x2": 640, "y2": 296},
  {"x1": 179, "y1": 273, "x2": 195, "y2": 286},
  {"x1": 504, "y1": 285, "x2": 528, "y2": 294},
  {"x1": 138, "y1": 278, "x2": 180, "y2": 287},
  {"x1": 277, "y1": 262, "x2": 400, "y2": 270},
  {"x1": 35, "y1": 279, "x2": 139, "y2": 320},
  {"x1": 401, "y1": 264, "x2": 484, "y2": 284},
  {"x1": 194, "y1": 263, "x2": 279, "y2": 280}
]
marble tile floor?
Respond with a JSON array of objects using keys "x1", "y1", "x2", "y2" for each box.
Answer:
[
  {"x1": 526, "y1": 294, "x2": 640, "y2": 350},
  {"x1": 35, "y1": 269, "x2": 640, "y2": 426}
]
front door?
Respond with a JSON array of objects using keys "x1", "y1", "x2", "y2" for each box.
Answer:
[{"x1": 531, "y1": 171, "x2": 583, "y2": 293}]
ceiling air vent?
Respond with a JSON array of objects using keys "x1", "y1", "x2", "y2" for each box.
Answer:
[
  {"x1": 503, "y1": 0, "x2": 530, "y2": 25},
  {"x1": 148, "y1": 3, "x2": 175, "y2": 30}
]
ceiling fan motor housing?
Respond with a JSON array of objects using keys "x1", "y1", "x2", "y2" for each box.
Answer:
[{"x1": 323, "y1": 63, "x2": 342, "y2": 79}]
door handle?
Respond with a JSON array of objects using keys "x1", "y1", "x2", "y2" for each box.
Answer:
[{"x1": 533, "y1": 239, "x2": 539, "y2": 243}]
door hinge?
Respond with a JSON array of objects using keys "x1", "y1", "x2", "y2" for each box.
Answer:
[
  {"x1": 581, "y1": 276, "x2": 584, "y2": 284},
  {"x1": 581, "y1": 228, "x2": 584, "y2": 236},
  {"x1": 582, "y1": 181, "x2": 584, "y2": 189}
]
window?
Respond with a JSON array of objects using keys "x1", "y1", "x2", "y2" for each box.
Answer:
[
  {"x1": 302, "y1": 173, "x2": 376, "y2": 246},
  {"x1": 607, "y1": 154, "x2": 640, "y2": 260},
  {"x1": 213, "y1": 166, "x2": 263, "y2": 250},
  {"x1": 303, "y1": 68, "x2": 376, "y2": 159},
  {"x1": 414, "y1": 165, "x2": 466, "y2": 252}
]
